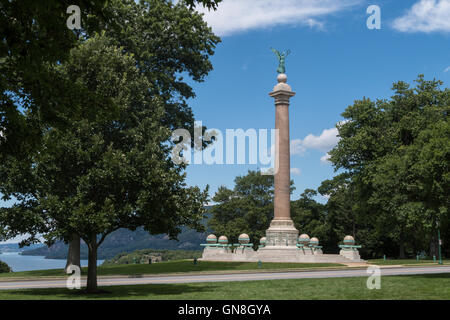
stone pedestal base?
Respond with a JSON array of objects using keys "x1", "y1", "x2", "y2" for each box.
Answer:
[
  {"x1": 234, "y1": 246, "x2": 254, "y2": 255},
  {"x1": 200, "y1": 220, "x2": 364, "y2": 263},
  {"x1": 233, "y1": 247, "x2": 257, "y2": 261},
  {"x1": 201, "y1": 247, "x2": 232, "y2": 261},
  {"x1": 296, "y1": 247, "x2": 314, "y2": 255},
  {"x1": 265, "y1": 219, "x2": 299, "y2": 247},
  {"x1": 257, "y1": 246, "x2": 301, "y2": 262},
  {"x1": 200, "y1": 245, "x2": 364, "y2": 263},
  {"x1": 339, "y1": 249, "x2": 361, "y2": 261}
]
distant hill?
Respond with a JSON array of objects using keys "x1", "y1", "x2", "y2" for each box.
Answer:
[
  {"x1": 0, "y1": 243, "x2": 44, "y2": 253},
  {"x1": 21, "y1": 227, "x2": 209, "y2": 260},
  {"x1": 21, "y1": 210, "x2": 212, "y2": 260}
]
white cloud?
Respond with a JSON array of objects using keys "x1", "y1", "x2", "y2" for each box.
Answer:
[
  {"x1": 290, "y1": 126, "x2": 340, "y2": 164},
  {"x1": 264, "y1": 126, "x2": 340, "y2": 165},
  {"x1": 290, "y1": 168, "x2": 301, "y2": 176},
  {"x1": 392, "y1": 0, "x2": 450, "y2": 33},
  {"x1": 320, "y1": 153, "x2": 332, "y2": 164},
  {"x1": 445, "y1": 66, "x2": 450, "y2": 72},
  {"x1": 291, "y1": 127, "x2": 339, "y2": 155},
  {"x1": 197, "y1": 0, "x2": 361, "y2": 36},
  {"x1": 302, "y1": 128, "x2": 340, "y2": 152}
]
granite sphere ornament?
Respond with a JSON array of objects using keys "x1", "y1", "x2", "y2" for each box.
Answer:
[
  {"x1": 218, "y1": 236, "x2": 229, "y2": 245},
  {"x1": 310, "y1": 237, "x2": 319, "y2": 246},
  {"x1": 343, "y1": 235, "x2": 355, "y2": 245},
  {"x1": 298, "y1": 234, "x2": 310, "y2": 245},
  {"x1": 206, "y1": 234, "x2": 217, "y2": 244},
  {"x1": 238, "y1": 233, "x2": 250, "y2": 244}
]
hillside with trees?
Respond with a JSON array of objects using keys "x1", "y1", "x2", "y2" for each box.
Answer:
[{"x1": 21, "y1": 225, "x2": 209, "y2": 260}]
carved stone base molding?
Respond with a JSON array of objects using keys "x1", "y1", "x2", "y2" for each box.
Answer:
[{"x1": 265, "y1": 219, "x2": 299, "y2": 247}]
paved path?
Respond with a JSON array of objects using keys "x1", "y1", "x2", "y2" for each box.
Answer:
[{"x1": 0, "y1": 266, "x2": 449, "y2": 290}]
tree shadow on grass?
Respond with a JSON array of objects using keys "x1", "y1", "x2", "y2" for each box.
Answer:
[
  {"x1": 2, "y1": 283, "x2": 220, "y2": 300},
  {"x1": 402, "y1": 273, "x2": 450, "y2": 280},
  {"x1": 97, "y1": 261, "x2": 261, "y2": 276}
]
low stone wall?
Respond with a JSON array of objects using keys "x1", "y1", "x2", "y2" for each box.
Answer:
[{"x1": 200, "y1": 246, "x2": 363, "y2": 263}]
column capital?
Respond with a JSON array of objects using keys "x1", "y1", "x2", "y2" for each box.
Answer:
[{"x1": 269, "y1": 73, "x2": 296, "y2": 105}]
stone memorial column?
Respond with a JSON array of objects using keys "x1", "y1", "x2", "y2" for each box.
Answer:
[{"x1": 266, "y1": 73, "x2": 299, "y2": 247}]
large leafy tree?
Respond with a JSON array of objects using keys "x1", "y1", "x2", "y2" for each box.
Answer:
[
  {"x1": 1, "y1": 0, "x2": 220, "y2": 291},
  {"x1": 328, "y1": 76, "x2": 449, "y2": 258},
  {"x1": 62, "y1": 0, "x2": 220, "y2": 267},
  {"x1": 0, "y1": 0, "x2": 221, "y2": 159},
  {"x1": 290, "y1": 189, "x2": 329, "y2": 249},
  {"x1": 1, "y1": 34, "x2": 209, "y2": 292},
  {"x1": 318, "y1": 174, "x2": 385, "y2": 257},
  {"x1": 208, "y1": 171, "x2": 275, "y2": 245},
  {"x1": 99, "y1": 0, "x2": 220, "y2": 133},
  {"x1": 1, "y1": 0, "x2": 108, "y2": 159}
]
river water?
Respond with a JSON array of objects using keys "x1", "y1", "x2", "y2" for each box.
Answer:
[{"x1": 0, "y1": 252, "x2": 104, "y2": 272}]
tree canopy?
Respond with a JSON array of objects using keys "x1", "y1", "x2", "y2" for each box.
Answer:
[
  {"x1": 1, "y1": 33, "x2": 210, "y2": 292},
  {"x1": 208, "y1": 171, "x2": 275, "y2": 245},
  {"x1": 0, "y1": 0, "x2": 221, "y2": 160},
  {"x1": 0, "y1": 0, "x2": 220, "y2": 292},
  {"x1": 325, "y1": 75, "x2": 449, "y2": 258}
]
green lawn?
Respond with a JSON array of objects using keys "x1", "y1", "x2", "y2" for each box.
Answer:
[
  {"x1": 2, "y1": 259, "x2": 448, "y2": 280},
  {"x1": 1, "y1": 273, "x2": 449, "y2": 300},
  {"x1": 0, "y1": 260, "x2": 344, "y2": 279},
  {"x1": 368, "y1": 259, "x2": 450, "y2": 265}
]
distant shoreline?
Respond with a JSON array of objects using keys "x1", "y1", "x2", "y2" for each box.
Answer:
[{"x1": 0, "y1": 252, "x2": 104, "y2": 272}]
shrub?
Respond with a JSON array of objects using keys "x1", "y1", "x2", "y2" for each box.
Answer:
[{"x1": 0, "y1": 260, "x2": 12, "y2": 273}]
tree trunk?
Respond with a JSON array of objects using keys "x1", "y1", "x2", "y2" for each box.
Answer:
[
  {"x1": 430, "y1": 233, "x2": 438, "y2": 258},
  {"x1": 86, "y1": 237, "x2": 98, "y2": 293},
  {"x1": 399, "y1": 241, "x2": 406, "y2": 259},
  {"x1": 65, "y1": 233, "x2": 81, "y2": 273}
]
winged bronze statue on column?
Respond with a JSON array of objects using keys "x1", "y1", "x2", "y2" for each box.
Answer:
[{"x1": 271, "y1": 48, "x2": 291, "y2": 74}]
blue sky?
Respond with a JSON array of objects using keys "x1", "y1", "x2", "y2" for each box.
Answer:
[{"x1": 183, "y1": 0, "x2": 450, "y2": 202}]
